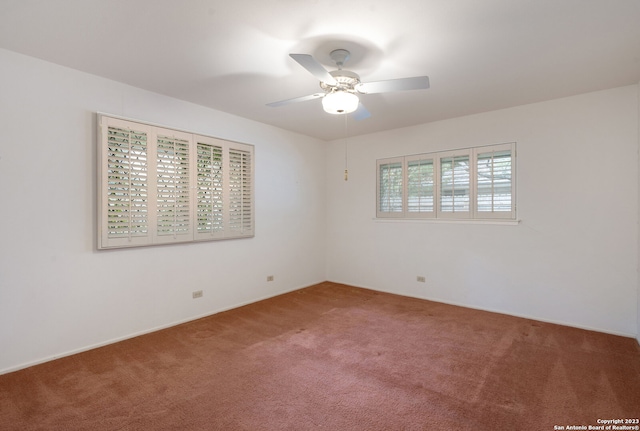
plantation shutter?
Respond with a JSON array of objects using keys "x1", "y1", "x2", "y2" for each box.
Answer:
[
  {"x1": 195, "y1": 136, "x2": 225, "y2": 240},
  {"x1": 438, "y1": 151, "x2": 471, "y2": 218},
  {"x1": 228, "y1": 145, "x2": 254, "y2": 237},
  {"x1": 154, "y1": 129, "x2": 193, "y2": 243},
  {"x1": 377, "y1": 158, "x2": 404, "y2": 218},
  {"x1": 476, "y1": 143, "x2": 514, "y2": 219},
  {"x1": 99, "y1": 117, "x2": 152, "y2": 248},
  {"x1": 98, "y1": 114, "x2": 254, "y2": 248},
  {"x1": 375, "y1": 143, "x2": 515, "y2": 221},
  {"x1": 406, "y1": 155, "x2": 435, "y2": 217}
]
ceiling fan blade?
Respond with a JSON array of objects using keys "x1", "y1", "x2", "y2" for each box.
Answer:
[
  {"x1": 289, "y1": 54, "x2": 338, "y2": 86},
  {"x1": 357, "y1": 76, "x2": 430, "y2": 94},
  {"x1": 352, "y1": 102, "x2": 371, "y2": 121},
  {"x1": 266, "y1": 93, "x2": 324, "y2": 108}
]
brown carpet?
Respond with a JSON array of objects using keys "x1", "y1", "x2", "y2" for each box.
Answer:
[{"x1": 1, "y1": 282, "x2": 639, "y2": 430}]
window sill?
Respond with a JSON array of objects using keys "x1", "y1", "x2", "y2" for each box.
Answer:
[{"x1": 373, "y1": 217, "x2": 521, "y2": 226}]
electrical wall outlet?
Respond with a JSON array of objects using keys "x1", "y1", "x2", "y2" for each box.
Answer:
[
  {"x1": 417, "y1": 276, "x2": 426, "y2": 283},
  {"x1": 267, "y1": 275, "x2": 274, "y2": 282},
  {"x1": 192, "y1": 290, "x2": 203, "y2": 299}
]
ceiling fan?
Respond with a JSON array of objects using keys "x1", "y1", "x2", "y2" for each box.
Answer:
[{"x1": 267, "y1": 49, "x2": 430, "y2": 120}]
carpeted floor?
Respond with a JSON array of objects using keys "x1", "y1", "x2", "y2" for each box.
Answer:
[{"x1": 1, "y1": 282, "x2": 639, "y2": 430}]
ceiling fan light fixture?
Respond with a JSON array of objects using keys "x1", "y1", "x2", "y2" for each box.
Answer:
[{"x1": 322, "y1": 91, "x2": 359, "y2": 115}]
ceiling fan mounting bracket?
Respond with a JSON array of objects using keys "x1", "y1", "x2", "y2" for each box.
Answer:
[{"x1": 329, "y1": 49, "x2": 351, "y2": 69}]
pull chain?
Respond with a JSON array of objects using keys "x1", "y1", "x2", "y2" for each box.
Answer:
[{"x1": 344, "y1": 114, "x2": 349, "y2": 181}]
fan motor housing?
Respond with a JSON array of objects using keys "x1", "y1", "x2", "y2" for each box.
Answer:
[{"x1": 320, "y1": 70, "x2": 361, "y2": 93}]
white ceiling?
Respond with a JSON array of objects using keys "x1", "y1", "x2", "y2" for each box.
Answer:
[{"x1": 1, "y1": 0, "x2": 639, "y2": 141}]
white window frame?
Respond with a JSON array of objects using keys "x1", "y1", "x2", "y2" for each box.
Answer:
[
  {"x1": 153, "y1": 127, "x2": 194, "y2": 245},
  {"x1": 376, "y1": 157, "x2": 405, "y2": 218},
  {"x1": 98, "y1": 114, "x2": 254, "y2": 249},
  {"x1": 436, "y1": 148, "x2": 472, "y2": 219},
  {"x1": 194, "y1": 135, "x2": 226, "y2": 241},
  {"x1": 406, "y1": 154, "x2": 436, "y2": 219},
  {"x1": 376, "y1": 143, "x2": 516, "y2": 221},
  {"x1": 473, "y1": 143, "x2": 515, "y2": 220}
]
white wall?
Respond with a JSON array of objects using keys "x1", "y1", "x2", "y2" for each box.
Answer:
[
  {"x1": 1, "y1": 48, "x2": 638, "y2": 375},
  {"x1": 326, "y1": 85, "x2": 639, "y2": 337},
  {"x1": 0, "y1": 48, "x2": 327, "y2": 374}
]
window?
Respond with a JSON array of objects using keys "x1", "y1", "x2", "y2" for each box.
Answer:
[
  {"x1": 407, "y1": 156, "x2": 435, "y2": 216},
  {"x1": 476, "y1": 147, "x2": 512, "y2": 215},
  {"x1": 377, "y1": 157, "x2": 404, "y2": 217},
  {"x1": 377, "y1": 143, "x2": 515, "y2": 220},
  {"x1": 195, "y1": 138, "x2": 224, "y2": 240},
  {"x1": 438, "y1": 151, "x2": 470, "y2": 218},
  {"x1": 98, "y1": 115, "x2": 254, "y2": 249},
  {"x1": 155, "y1": 129, "x2": 192, "y2": 244}
]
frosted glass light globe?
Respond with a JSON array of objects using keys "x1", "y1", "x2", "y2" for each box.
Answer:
[{"x1": 322, "y1": 91, "x2": 359, "y2": 115}]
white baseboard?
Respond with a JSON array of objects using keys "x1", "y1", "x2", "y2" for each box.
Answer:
[
  {"x1": 0, "y1": 281, "x2": 324, "y2": 376},
  {"x1": 328, "y1": 279, "x2": 638, "y2": 340}
]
